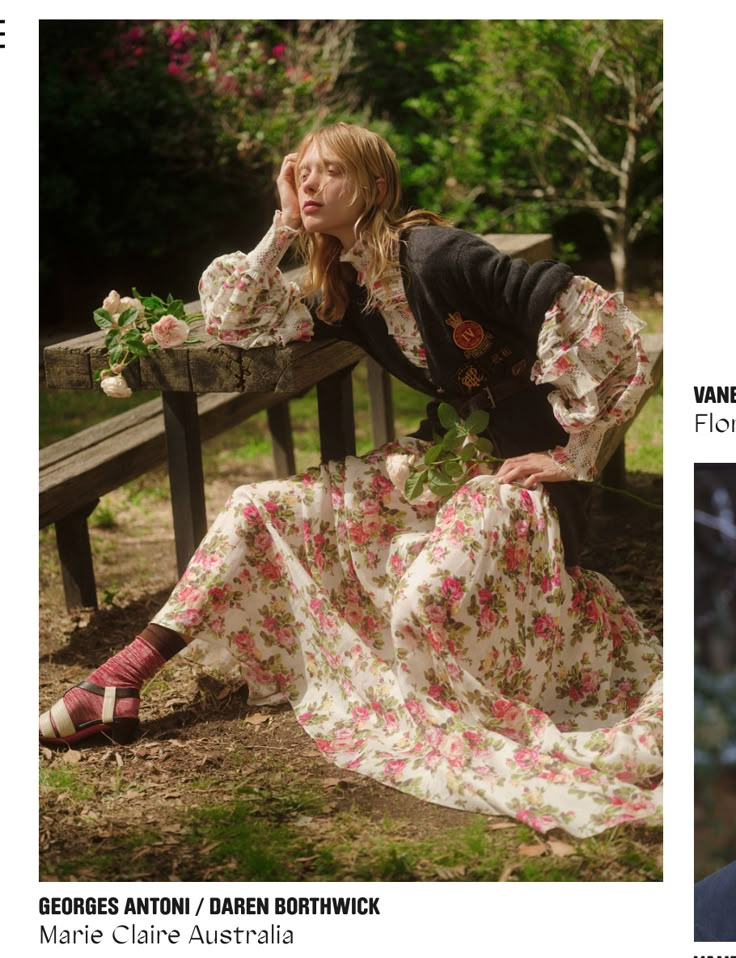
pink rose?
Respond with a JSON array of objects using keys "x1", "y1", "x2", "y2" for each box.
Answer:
[
  {"x1": 119, "y1": 296, "x2": 143, "y2": 314},
  {"x1": 100, "y1": 374, "x2": 132, "y2": 398},
  {"x1": 513, "y1": 747, "x2": 540, "y2": 769},
  {"x1": 151, "y1": 313, "x2": 189, "y2": 348},
  {"x1": 426, "y1": 604, "x2": 447, "y2": 625},
  {"x1": 441, "y1": 576, "x2": 463, "y2": 603},
  {"x1": 384, "y1": 759, "x2": 407, "y2": 780},
  {"x1": 102, "y1": 290, "x2": 121, "y2": 314},
  {"x1": 534, "y1": 613, "x2": 555, "y2": 637}
]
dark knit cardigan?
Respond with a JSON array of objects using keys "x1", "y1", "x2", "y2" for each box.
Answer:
[{"x1": 313, "y1": 225, "x2": 590, "y2": 565}]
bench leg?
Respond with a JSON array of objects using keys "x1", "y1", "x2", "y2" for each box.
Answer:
[
  {"x1": 267, "y1": 401, "x2": 296, "y2": 477},
  {"x1": 366, "y1": 357, "x2": 395, "y2": 448},
  {"x1": 54, "y1": 502, "x2": 99, "y2": 610},
  {"x1": 162, "y1": 391, "x2": 208, "y2": 576},
  {"x1": 317, "y1": 367, "x2": 356, "y2": 464}
]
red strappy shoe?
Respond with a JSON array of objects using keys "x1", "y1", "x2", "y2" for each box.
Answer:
[{"x1": 39, "y1": 681, "x2": 140, "y2": 746}]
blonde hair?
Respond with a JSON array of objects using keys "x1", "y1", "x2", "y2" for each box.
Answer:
[{"x1": 294, "y1": 123, "x2": 448, "y2": 324}]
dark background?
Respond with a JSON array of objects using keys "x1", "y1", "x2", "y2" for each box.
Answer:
[{"x1": 40, "y1": 19, "x2": 663, "y2": 335}]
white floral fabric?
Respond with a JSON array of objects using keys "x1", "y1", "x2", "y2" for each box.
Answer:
[
  {"x1": 198, "y1": 218, "x2": 652, "y2": 480},
  {"x1": 181, "y1": 222, "x2": 663, "y2": 836},
  {"x1": 532, "y1": 278, "x2": 653, "y2": 480},
  {"x1": 153, "y1": 438, "x2": 662, "y2": 838}
]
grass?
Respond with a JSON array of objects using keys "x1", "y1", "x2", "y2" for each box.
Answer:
[
  {"x1": 39, "y1": 764, "x2": 662, "y2": 882},
  {"x1": 39, "y1": 303, "x2": 663, "y2": 883}
]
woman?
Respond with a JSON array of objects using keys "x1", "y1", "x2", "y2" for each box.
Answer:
[{"x1": 40, "y1": 123, "x2": 662, "y2": 838}]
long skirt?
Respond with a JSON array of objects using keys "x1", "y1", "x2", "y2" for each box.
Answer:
[{"x1": 153, "y1": 438, "x2": 662, "y2": 839}]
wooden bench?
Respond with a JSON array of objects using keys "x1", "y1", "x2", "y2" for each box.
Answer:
[
  {"x1": 40, "y1": 391, "x2": 305, "y2": 610},
  {"x1": 42, "y1": 233, "x2": 660, "y2": 609}
]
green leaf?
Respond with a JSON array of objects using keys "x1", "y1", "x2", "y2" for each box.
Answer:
[
  {"x1": 442, "y1": 425, "x2": 466, "y2": 450},
  {"x1": 427, "y1": 476, "x2": 457, "y2": 497},
  {"x1": 126, "y1": 340, "x2": 151, "y2": 357},
  {"x1": 404, "y1": 470, "x2": 427, "y2": 501},
  {"x1": 459, "y1": 444, "x2": 477, "y2": 462},
  {"x1": 93, "y1": 308, "x2": 113, "y2": 329},
  {"x1": 141, "y1": 295, "x2": 166, "y2": 311},
  {"x1": 108, "y1": 345, "x2": 124, "y2": 364},
  {"x1": 423, "y1": 444, "x2": 445, "y2": 466},
  {"x1": 104, "y1": 329, "x2": 119, "y2": 349},
  {"x1": 475, "y1": 437, "x2": 496, "y2": 456},
  {"x1": 117, "y1": 307, "x2": 139, "y2": 326},
  {"x1": 438, "y1": 402, "x2": 460, "y2": 429},
  {"x1": 445, "y1": 460, "x2": 465, "y2": 479},
  {"x1": 465, "y1": 409, "x2": 490, "y2": 435}
]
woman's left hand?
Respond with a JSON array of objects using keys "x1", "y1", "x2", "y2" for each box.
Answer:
[{"x1": 495, "y1": 453, "x2": 570, "y2": 488}]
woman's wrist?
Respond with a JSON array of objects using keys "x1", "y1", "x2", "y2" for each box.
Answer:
[{"x1": 276, "y1": 209, "x2": 303, "y2": 232}]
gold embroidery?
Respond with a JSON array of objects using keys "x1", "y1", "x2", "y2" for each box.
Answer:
[{"x1": 446, "y1": 312, "x2": 492, "y2": 358}]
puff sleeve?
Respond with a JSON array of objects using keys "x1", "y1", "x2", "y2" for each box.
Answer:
[
  {"x1": 531, "y1": 277, "x2": 654, "y2": 481},
  {"x1": 198, "y1": 212, "x2": 314, "y2": 348}
]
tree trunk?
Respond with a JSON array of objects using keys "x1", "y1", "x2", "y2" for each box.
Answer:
[{"x1": 604, "y1": 212, "x2": 629, "y2": 292}]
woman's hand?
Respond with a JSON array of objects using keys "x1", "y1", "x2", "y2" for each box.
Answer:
[
  {"x1": 277, "y1": 153, "x2": 302, "y2": 230},
  {"x1": 495, "y1": 452, "x2": 570, "y2": 488}
]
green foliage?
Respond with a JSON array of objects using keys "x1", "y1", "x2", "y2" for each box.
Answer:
[
  {"x1": 41, "y1": 18, "x2": 662, "y2": 320},
  {"x1": 404, "y1": 402, "x2": 497, "y2": 501}
]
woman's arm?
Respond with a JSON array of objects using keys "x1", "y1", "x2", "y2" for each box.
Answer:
[
  {"x1": 199, "y1": 154, "x2": 314, "y2": 348},
  {"x1": 530, "y1": 278, "x2": 654, "y2": 482}
]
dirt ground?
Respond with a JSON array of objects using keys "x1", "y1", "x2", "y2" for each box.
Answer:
[{"x1": 39, "y1": 463, "x2": 663, "y2": 882}]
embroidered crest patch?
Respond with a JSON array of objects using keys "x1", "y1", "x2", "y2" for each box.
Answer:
[
  {"x1": 446, "y1": 312, "x2": 492, "y2": 357},
  {"x1": 453, "y1": 364, "x2": 487, "y2": 393}
]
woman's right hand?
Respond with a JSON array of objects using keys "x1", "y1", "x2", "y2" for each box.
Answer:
[{"x1": 277, "y1": 153, "x2": 302, "y2": 230}]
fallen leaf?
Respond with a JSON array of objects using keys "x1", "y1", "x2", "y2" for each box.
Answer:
[
  {"x1": 487, "y1": 821, "x2": 518, "y2": 831},
  {"x1": 115, "y1": 752, "x2": 124, "y2": 767},
  {"x1": 435, "y1": 864, "x2": 467, "y2": 879},
  {"x1": 499, "y1": 863, "x2": 518, "y2": 882},
  {"x1": 519, "y1": 843, "x2": 547, "y2": 858},
  {"x1": 40, "y1": 747, "x2": 54, "y2": 761},
  {"x1": 245, "y1": 713, "x2": 271, "y2": 726},
  {"x1": 548, "y1": 840, "x2": 577, "y2": 858},
  {"x1": 323, "y1": 777, "x2": 354, "y2": 788},
  {"x1": 62, "y1": 749, "x2": 82, "y2": 765}
]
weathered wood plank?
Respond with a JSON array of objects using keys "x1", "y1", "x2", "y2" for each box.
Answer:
[
  {"x1": 267, "y1": 402, "x2": 297, "y2": 476},
  {"x1": 55, "y1": 504, "x2": 99, "y2": 609},
  {"x1": 40, "y1": 391, "x2": 304, "y2": 527},
  {"x1": 317, "y1": 367, "x2": 356, "y2": 463},
  {"x1": 162, "y1": 392, "x2": 208, "y2": 573},
  {"x1": 481, "y1": 234, "x2": 555, "y2": 263},
  {"x1": 43, "y1": 233, "x2": 552, "y2": 394},
  {"x1": 366, "y1": 357, "x2": 395, "y2": 447}
]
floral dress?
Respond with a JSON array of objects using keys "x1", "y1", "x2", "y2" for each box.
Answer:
[{"x1": 152, "y1": 215, "x2": 662, "y2": 838}]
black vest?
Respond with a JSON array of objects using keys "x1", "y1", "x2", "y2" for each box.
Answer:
[{"x1": 315, "y1": 226, "x2": 590, "y2": 565}]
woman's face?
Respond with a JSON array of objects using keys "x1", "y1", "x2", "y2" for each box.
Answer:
[{"x1": 297, "y1": 144, "x2": 365, "y2": 249}]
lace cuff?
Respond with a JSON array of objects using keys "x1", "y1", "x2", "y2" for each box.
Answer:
[{"x1": 198, "y1": 212, "x2": 313, "y2": 347}]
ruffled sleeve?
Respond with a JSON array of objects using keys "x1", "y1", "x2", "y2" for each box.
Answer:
[
  {"x1": 530, "y1": 276, "x2": 654, "y2": 481},
  {"x1": 198, "y1": 212, "x2": 314, "y2": 347}
]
